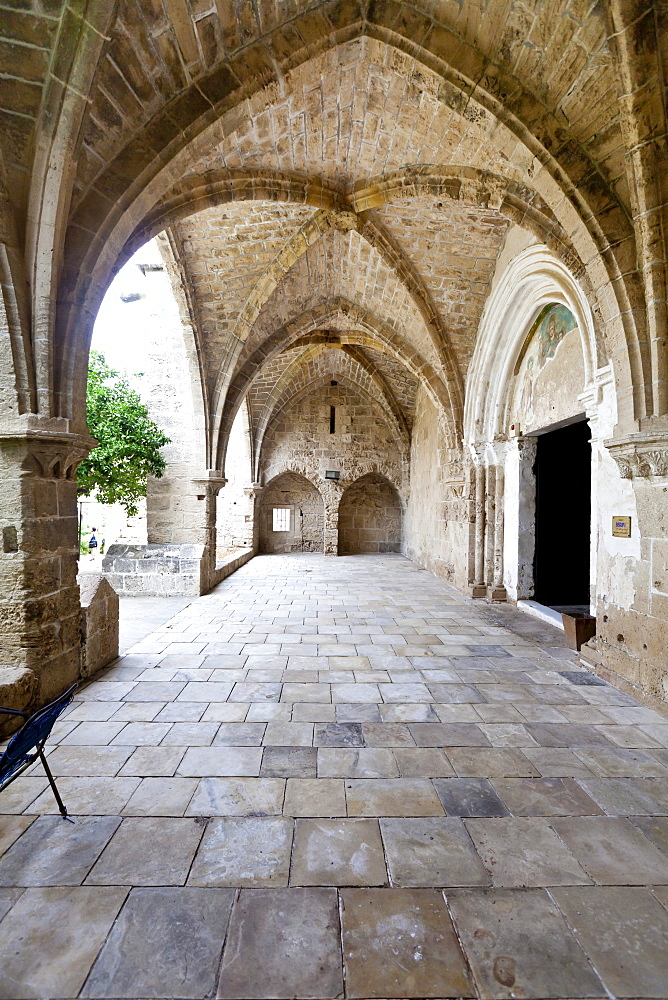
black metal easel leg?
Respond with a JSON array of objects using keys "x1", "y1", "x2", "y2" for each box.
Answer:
[{"x1": 40, "y1": 751, "x2": 74, "y2": 822}]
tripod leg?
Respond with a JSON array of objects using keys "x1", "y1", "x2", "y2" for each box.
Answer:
[{"x1": 40, "y1": 751, "x2": 74, "y2": 822}]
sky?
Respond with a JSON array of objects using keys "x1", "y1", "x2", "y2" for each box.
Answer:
[{"x1": 90, "y1": 238, "x2": 163, "y2": 395}]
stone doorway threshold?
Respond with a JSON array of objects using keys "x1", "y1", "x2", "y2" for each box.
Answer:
[{"x1": 517, "y1": 599, "x2": 565, "y2": 630}]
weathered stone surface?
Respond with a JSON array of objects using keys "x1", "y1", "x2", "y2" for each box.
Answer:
[
  {"x1": 218, "y1": 888, "x2": 343, "y2": 999},
  {"x1": 188, "y1": 817, "x2": 293, "y2": 887},
  {"x1": 290, "y1": 818, "x2": 387, "y2": 886}
]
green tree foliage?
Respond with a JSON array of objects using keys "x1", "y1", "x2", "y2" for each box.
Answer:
[{"x1": 77, "y1": 351, "x2": 170, "y2": 516}]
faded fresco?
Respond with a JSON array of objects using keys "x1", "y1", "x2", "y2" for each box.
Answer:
[{"x1": 515, "y1": 304, "x2": 582, "y2": 430}]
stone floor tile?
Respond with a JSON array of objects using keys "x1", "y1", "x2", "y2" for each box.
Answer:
[
  {"x1": 118, "y1": 745, "x2": 185, "y2": 776},
  {"x1": 246, "y1": 668, "x2": 284, "y2": 682},
  {"x1": 83, "y1": 886, "x2": 235, "y2": 999},
  {"x1": 186, "y1": 777, "x2": 285, "y2": 815},
  {"x1": 154, "y1": 701, "x2": 206, "y2": 722},
  {"x1": 45, "y1": 745, "x2": 133, "y2": 776},
  {"x1": 111, "y1": 721, "x2": 173, "y2": 746},
  {"x1": 213, "y1": 722, "x2": 266, "y2": 745},
  {"x1": 67, "y1": 701, "x2": 124, "y2": 722},
  {"x1": 433, "y1": 703, "x2": 483, "y2": 722},
  {"x1": 341, "y1": 887, "x2": 474, "y2": 998},
  {"x1": 345, "y1": 778, "x2": 445, "y2": 816},
  {"x1": 282, "y1": 669, "x2": 319, "y2": 682},
  {"x1": 261, "y1": 745, "x2": 317, "y2": 777},
  {"x1": 30, "y1": 776, "x2": 140, "y2": 815},
  {"x1": 0, "y1": 886, "x2": 128, "y2": 1000},
  {"x1": 525, "y1": 722, "x2": 615, "y2": 747},
  {"x1": 448, "y1": 747, "x2": 540, "y2": 777},
  {"x1": 110, "y1": 701, "x2": 166, "y2": 722},
  {"x1": 76, "y1": 681, "x2": 137, "y2": 702},
  {"x1": 263, "y1": 721, "x2": 314, "y2": 746},
  {"x1": 177, "y1": 746, "x2": 262, "y2": 776},
  {"x1": 379, "y1": 702, "x2": 439, "y2": 722},
  {"x1": 408, "y1": 722, "x2": 489, "y2": 747},
  {"x1": 58, "y1": 721, "x2": 128, "y2": 746},
  {"x1": 0, "y1": 816, "x2": 33, "y2": 860},
  {"x1": 427, "y1": 683, "x2": 486, "y2": 703},
  {"x1": 448, "y1": 887, "x2": 604, "y2": 999},
  {"x1": 121, "y1": 776, "x2": 198, "y2": 816},
  {"x1": 292, "y1": 702, "x2": 336, "y2": 722},
  {"x1": 394, "y1": 747, "x2": 455, "y2": 776},
  {"x1": 491, "y1": 777, "x2": 603, "y2": 816},
  {"x1": 284, "y1": 778, "x2": 347, "y2": 816},
  {"x1": 598, "y1": 724, "x2": 665, "y2": 749},
  {"x1": 0, "y1": 776, "x2": 47, "y2": 813},
  {"x1": 631, "y1": 815, "x2": 668, "y2": 854},
  {"x1": 473, "y1": 703, "x2": 526, "y2": 723},
  {"x1": 433, "y1": 777, "x2": 510, "y2": 816},
  {"x1": 552, "y1": 886, "x2": 668, "y2": 998},
  {"x1": 336, "y1": 703, "x2": 382, "y2": 722},
  {"x1": 160, "y1": 721, "x2": 219, "y2": 745},
  {"x1": 478, "y1": 723, "x2": 540, "y2": 747},
  {"x1": 280, "y1": 682, "x2": 329, "y2": 703},
  {"x1": 175, "y1": 681, "x2": 232, "y2": 703},
  {"x1": 290, "y1": 818, "x2": 386, "y2": 886},
  {"x1": 0, "y1": 887, "x2": 23, "y2": 922},
  {"x1": 522, "y1": 746, "x2": 596, "y2": 777},
  {"x1": 381, "y1": 817, "x2": 489, "y2": 886},
  {"x1": 200, "y1": 702, "x2": 249, "y2": 721},
  {"x1": 551, "y1": 816, "x2": 668, "y2": 884},
  {"x1": 574, "y1": 746, "x2": 668, "y2": 777},
  {"x1": 314, "y1": 721, "x2": 365, "y2": 747},
  {"x1": 0, "y1": 815, "x2": 120, "y2": 886},
  {"x1": 579, "y1": 777, "x2": 668, "y2": 815},
  {"x1": 318, "y1": 747, "x2": 399, "y2": 778},
  {"x1": 217, "y1": 887, "x2": 343, "y2": 999},
  {"x1": 86, "y1": 816, "x2": 204, "y2": 885},
  {"x1": 124, "y1": 681, "x2": 186, "y2": 702},
  {"x1": 330, "y1": 683, "x2": 381, "y2": 703},
  {"x1": 380, "y1": 682, "x2": 433, "y2": 702},
  {"x1": 229, "y1": 682, "x2": 282, "y2": 702},
  {"x1": 515, "y1": 703, "x2": 569, "y2": 723},
  {"x1": 188, "y1": 817, "x2": 293, "y2": 886},
  {"x1": 361, "y1": 722, "x2": 415, "y2": 747},
  {"x1": 465, "y1": 816, "x2": 591, "y2": 886}
]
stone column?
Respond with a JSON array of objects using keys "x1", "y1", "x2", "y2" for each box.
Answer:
[
  {"x1": 0, "y1": 432, "x2": 93, "y2": 709},
  {"x1": 321, "y1": 482, "x2": 342, "y2": 555},
  {"x1": 488, "y1": 456, "x2": 507, "y2": 601},
  {"x1": 192, "y1": 474, "x2": 227, "y2": 593},
  {"x1": 243, "y1": 484, "x2": 263, "y2": 551},
  {"x1": 470, "y1": 455, "x2": 487, "y2": 597}
]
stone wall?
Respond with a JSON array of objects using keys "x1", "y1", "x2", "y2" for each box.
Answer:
[
  {"x1": 338, "y1": 474, "x2": 402, "y2": 554},
  {"x1": 78, "y1": 574, "x2": 119, "y2": 679},
  {"x1": 260, "y1": 381, "x2": 405, "y2": 494},
  {"x1": 102, "y1": 543, "x2": 205, "y2": 597},
  {"x1": 259, "y1": 473, "x2": 324, "y2": 554}
]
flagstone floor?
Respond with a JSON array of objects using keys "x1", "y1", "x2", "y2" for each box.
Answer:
[{"x1": 1, "y1": 553, "x2": 668, "y2": 999}]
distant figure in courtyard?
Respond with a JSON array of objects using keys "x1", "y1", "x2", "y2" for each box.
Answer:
[{"x1": 88, "y1": 528, "x2": 98, "y2": 560}]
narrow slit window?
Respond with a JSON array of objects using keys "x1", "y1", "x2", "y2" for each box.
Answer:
[
  {"x1": 272, "y1": 508, "x2": 291, "y2": 532},
  {"x1": 330, "y1": 405, "x2": 336, "y2": 434}
]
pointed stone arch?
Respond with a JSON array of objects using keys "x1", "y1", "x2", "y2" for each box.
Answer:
[{"x1": 338, "y1": 473, "x2": 403, "y2": 555}]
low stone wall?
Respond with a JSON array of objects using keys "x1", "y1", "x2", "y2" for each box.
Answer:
[
  {"x1": 0, "y1": 666, "x2": 38, "y2": 738},
  {"x1": 102, "y1": 543, "x2": 206, "y2": 596},
  {"x1": 211, "y1": 548, "x2": 254, "y2": 586},
  {"x1": 78, "y1": 574, "x2": 119, "y2": 679}
]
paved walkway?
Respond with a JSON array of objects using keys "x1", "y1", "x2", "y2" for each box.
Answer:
[{"x1": 1, "y1": 554, "x2": 668, "y2": 999}]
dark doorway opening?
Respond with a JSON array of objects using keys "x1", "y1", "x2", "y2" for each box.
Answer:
[{"x1": 533, "y1": 419, "x2": 591, "y2": 609}]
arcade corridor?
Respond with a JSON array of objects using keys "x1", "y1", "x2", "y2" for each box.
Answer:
[{"x1": 1, "y1": 554, "x2": 667, "y2": 999}]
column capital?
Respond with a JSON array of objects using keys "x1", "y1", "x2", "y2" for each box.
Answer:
[
  {"x1": 605, "y1": 432, "x2": 668, "y2": 480},
  {"x1": 192, "y1": 473, "x2": 227, "y2": 498},
  {"x1": 0, "y1": 431, "x2": 97, "y2": 479}
]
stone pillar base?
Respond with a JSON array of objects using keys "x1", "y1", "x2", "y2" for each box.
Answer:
[
  {"x1": 468, "y1": 583, "x2": 487, "y2": 598},
  {"x1": 487, "y1": 585, "x2": 507, "y2": 601}
]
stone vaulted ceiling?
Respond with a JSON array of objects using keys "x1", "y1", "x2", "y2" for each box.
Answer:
[{"x1": 1, "y1": 0, "x2": 664, "y2": 450}]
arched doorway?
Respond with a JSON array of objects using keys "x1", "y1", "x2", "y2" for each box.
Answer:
[
  {"x1": 338, "y1": 474, "x2": 402, "y2": 555},
  {"x1": 259, "y1": 472, "x2": 324, "y2": 554}
]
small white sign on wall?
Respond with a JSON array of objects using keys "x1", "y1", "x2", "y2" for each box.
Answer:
[{"x1": 272, "y1": 508, "x2": 291, "y2": 532}]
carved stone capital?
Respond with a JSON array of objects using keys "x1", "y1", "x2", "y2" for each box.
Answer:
[
  {"x1": 243, "y1": 483, "x2": 263, "y2": 499},
  {"x1": 605, "y1": 433, "x2": 668, "y2": 480},
  {"x1": 192, "y1": 474, "x2": 227, "y2": 498},
  {"x1": 0, "y1": 432, "x2": 97, "y2": 480}
]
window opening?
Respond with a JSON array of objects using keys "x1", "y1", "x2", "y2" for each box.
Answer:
[
  {"x1": 330, "y1": 405, "x2": 336, "y2": 434},
  {"x1": 272, "y1": 508, "x2": 291, "y2": 532}
]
